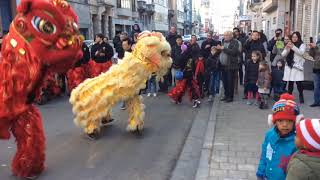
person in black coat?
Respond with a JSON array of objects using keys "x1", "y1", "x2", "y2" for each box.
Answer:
[
  {"x1": 166, "y1": 26, "x2": 178, "y2": 48},
  {"x1": 91, "y1": 34, "x2": 114, "y2": 63},
  {"x1": 244, "y1": 50, "x2": 262, "y2": 105},
  {"x1": 267, "y1": 29, "x2": 284, "y2": 64},
  {"x1": 200, "y1": 32, "x2": 221, "y2": 59},
  {"x1": 271, "y1": 59, "x2": 285, "y2": 101},
  {"x1": 206, "y1": 47, "x2": 221, "y2": 101},
  {"x1": 243, "y1": 31, "x2": 266, "y2": 61}
]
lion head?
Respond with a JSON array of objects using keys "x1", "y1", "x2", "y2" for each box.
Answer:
[
  {"x1": 132, "y1": 31, "x2": 172, "y2": 80},
  {"x1": 11, "y1": 0, "x2": 83, "y2": 73}
]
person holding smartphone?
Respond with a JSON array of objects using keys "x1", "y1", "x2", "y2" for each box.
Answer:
[{"x1": 268, "y1": 29, "x2": 285, "y2": 65}]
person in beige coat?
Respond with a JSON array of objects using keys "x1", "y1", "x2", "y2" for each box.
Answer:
[{"x1": 281, "y1": 32, "x2": 306, "y2": 103}]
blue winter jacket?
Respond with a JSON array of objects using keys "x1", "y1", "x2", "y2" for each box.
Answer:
[{"x1": 256, "y1": 127, "x2": 297, "y2": 180}]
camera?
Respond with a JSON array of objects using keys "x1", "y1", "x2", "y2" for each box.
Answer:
[{"x1": 310, "y1": 37, "x2": 314, "y2": 43}]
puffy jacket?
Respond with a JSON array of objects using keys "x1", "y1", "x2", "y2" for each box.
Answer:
[
  {"x1": 286, "y1": 152, "x2": 320, "y2": 180},
  {"x1": 257, "y1": 69, "x2": 271, "y2": 89},
  {"x1": 244, "y1": 60, "x2": 259, "y2": 84},
  {"x1": 257, "y1": 127, "x2": 297, "y2": 180}
]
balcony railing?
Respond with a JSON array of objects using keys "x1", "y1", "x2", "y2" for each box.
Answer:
[
  {"x1": 137, "y1": 0, "x2": 147, "y2": 13},
  {"x1": 168, "y1": 9, "x2": 175, "y2": 18},
  {"x1": 262, "y1": 0, "x2": 278, "y2": 12},
  {"x1": 146, "y1": 4, "x2": 155, "y2": 15}
]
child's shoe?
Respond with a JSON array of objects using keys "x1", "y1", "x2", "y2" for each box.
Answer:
[
  {"x1": 147, "y1": 93, "x2": 151, "y2": 97},
  {"x1": 153, "y1": 93, "x2": 157, "y2": 97}
]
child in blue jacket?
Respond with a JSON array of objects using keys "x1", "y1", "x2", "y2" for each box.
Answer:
[{"x1": 256, "y1": 93, "x2": 304, "y2": 180}]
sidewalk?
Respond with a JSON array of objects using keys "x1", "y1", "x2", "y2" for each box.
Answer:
[{"x1": 195, "y1": 89, "x2": 319, "y2": 180}]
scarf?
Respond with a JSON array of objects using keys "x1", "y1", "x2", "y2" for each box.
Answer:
[{"x1": 286, "y1": 41, "x2": 302, "y2": 68}]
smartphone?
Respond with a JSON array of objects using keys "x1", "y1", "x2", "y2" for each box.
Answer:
[{"x1": 310, "y1": 37, "x2": 314, "y2": 43}]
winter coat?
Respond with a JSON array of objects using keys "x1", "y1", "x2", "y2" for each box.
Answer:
[
  {"x1": 206, "y1": 53, "x2": 220, "y2": 72},
  {"x1": 309, "y1": 45, "x2": 320, "y2": 73},
  {"x1": 189, "y1": 42, "x2": 201, "y2": 60},
  {"x1": 166, "y1": 32, "x2": 178, "y2": 48},
  {"x1": 171, "y1": 45, "x2": 186, "y2": 69},
  {"x1": 75, "y1": 42, "x2": 90, "y2": 67},
  {"x1": 201, "y1": 39, "x2": 221, "y2": 59},
  {"x1": 257, "y1": 69, "x2": 271, "y2": 89},
  {"x1": 281, "y1": 44, "x2": 306, "y2": 81},
  {"x1": 271, "y1": 42, "x2": 285, "y2": 67},
  {"x1": 244, "y1": 60, "x2": 259, "y2": 84},
  {"x1": 243, "y1": 40, "x2": 266, "y2": 60},
  {"x1": 268, "y1": 38, "x2": 285, "y2": 63},
  {"x1": 286, "y1": 152, "x2": 320, "y2": 180},
  {"x1": 90, "y1": 42, "x2": 114, "y2": 63},
  {"x1": 257, "y1": 127, "x2": 297, "y2": 180},
  {"x1": 272, "y1": 68, "x2": 284, "y2": 86},
  {"x1": 220, "y1": 39, "x2": 240, "y2": 71}
]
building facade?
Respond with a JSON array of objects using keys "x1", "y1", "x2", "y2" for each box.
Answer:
[{"x1": 0, "y1": 0, "x2": 18, "y2": 37}]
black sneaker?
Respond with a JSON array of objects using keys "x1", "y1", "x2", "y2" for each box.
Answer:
[
  {"x1": 259, "y1": 102, "x2": 264, "y2": 109},
  {"x1": 101, "y1": 118, "x2": 115, "y2": 126},
  {"x1": 87, "y1": 129, "x2": 99, "y2": 140},
  {"x1": 310, "y1": 103, "x2": 320, "y2": 107}
]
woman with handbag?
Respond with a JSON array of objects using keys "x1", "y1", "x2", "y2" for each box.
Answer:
[{"x1": 281, "y1": 32, "x2": 306, "y2": 103}]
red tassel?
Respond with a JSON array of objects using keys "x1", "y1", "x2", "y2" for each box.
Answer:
[
  {"x1": 66, "y1": 66, "x2": 87, "y2": 92},
  {"x1": 11, "y1": 105, "x2": 45, "y2": 178},
  {"x1": 168, "y1": 79, "x2": 187, "y2": 102},
  {"x1": 87, "y1": 60, "x2": 112, "y2": 78}
]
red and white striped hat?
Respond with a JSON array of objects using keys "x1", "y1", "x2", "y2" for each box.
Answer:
[{"x1": 296, "y1": 119, "x2": 320, "y2": 151}]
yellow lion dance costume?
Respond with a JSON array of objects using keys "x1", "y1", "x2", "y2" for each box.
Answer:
[{"x1": 70, "y1": 31, "x2": 172, "y2": 138}]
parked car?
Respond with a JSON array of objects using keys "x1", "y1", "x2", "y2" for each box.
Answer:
[
  {"x1": 183, "y1": 35, "x2": 192, "y2": 42},
  {"x1": 199, "y1": 34, "x2": 207, "y2": 40},
  {"x1": 84, "y1": 40, "x2": 94, "y2": 49}
]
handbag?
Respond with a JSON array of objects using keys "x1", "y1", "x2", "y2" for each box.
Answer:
[{"x1": 175, "y1": 70, "x2": 184, "y2": 80}]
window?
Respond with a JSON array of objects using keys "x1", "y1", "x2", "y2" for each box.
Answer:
[{"x1": 117, "y1": 0, "x2": 131, "y2": 9}]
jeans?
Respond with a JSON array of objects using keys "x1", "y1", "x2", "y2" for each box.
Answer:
[
  {"x1": 314, "y1": 73, "x2": 320, "y2": 104},
  {"x1": 147, "y1": 76, "x2": 157, "y2": 93},
  {"x1": 171, "y1": 68, "x2": 180, "y2": 86},
  {"x1": 209, "y1": 71, "x2": 220, "y2": 96}
]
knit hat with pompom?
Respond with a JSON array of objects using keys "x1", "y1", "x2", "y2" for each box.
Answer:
[{"x1": 267, "y1": 93, "x2": 303, "y2": 126}]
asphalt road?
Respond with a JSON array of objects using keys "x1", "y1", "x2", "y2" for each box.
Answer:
[{"x1": 0, "y1": 93, "x2": 199, "y2": 180}]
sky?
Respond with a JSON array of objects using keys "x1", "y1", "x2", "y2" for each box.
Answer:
[{"x1": 210, "y1": 0, "x2": 239, "y2": 33}]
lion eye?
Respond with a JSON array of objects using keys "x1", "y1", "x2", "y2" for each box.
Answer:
[{"x1": 32, "y1": 16, "x2": 56, "y2": 34}]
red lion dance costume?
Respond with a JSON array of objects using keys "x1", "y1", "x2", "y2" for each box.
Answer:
[{"x1": 0, "y1": 0, "x2": 82, "y2": 179}]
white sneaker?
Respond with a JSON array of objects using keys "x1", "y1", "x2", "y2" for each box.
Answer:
[
  {"x1": 193, "y1": 101, "x2": 198, "y2": 108},
  {"x1": 208, "y1": 95, "x2": 213, "y2": 102},
  {"x1": 147, "y1": 93, "x2": 151, "y2": 97},
  {"x1": 153, "y1": 93, "x2": 157, "y2": 97}
]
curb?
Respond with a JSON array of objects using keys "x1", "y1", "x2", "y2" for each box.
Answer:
[
  {"x1": 195, "y1": 94, "x2": 221, "y2": 180},
  {"x1": 169, "y1": 101, "x2": 214, "y2": 180}
]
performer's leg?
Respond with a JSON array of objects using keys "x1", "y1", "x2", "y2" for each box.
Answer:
[
  {"x1": 126, "y1": 95, "x2": 145, "y2": 132},
  {"x1": 11, "y1": 105, "x2": 45, "y2": 178}
]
